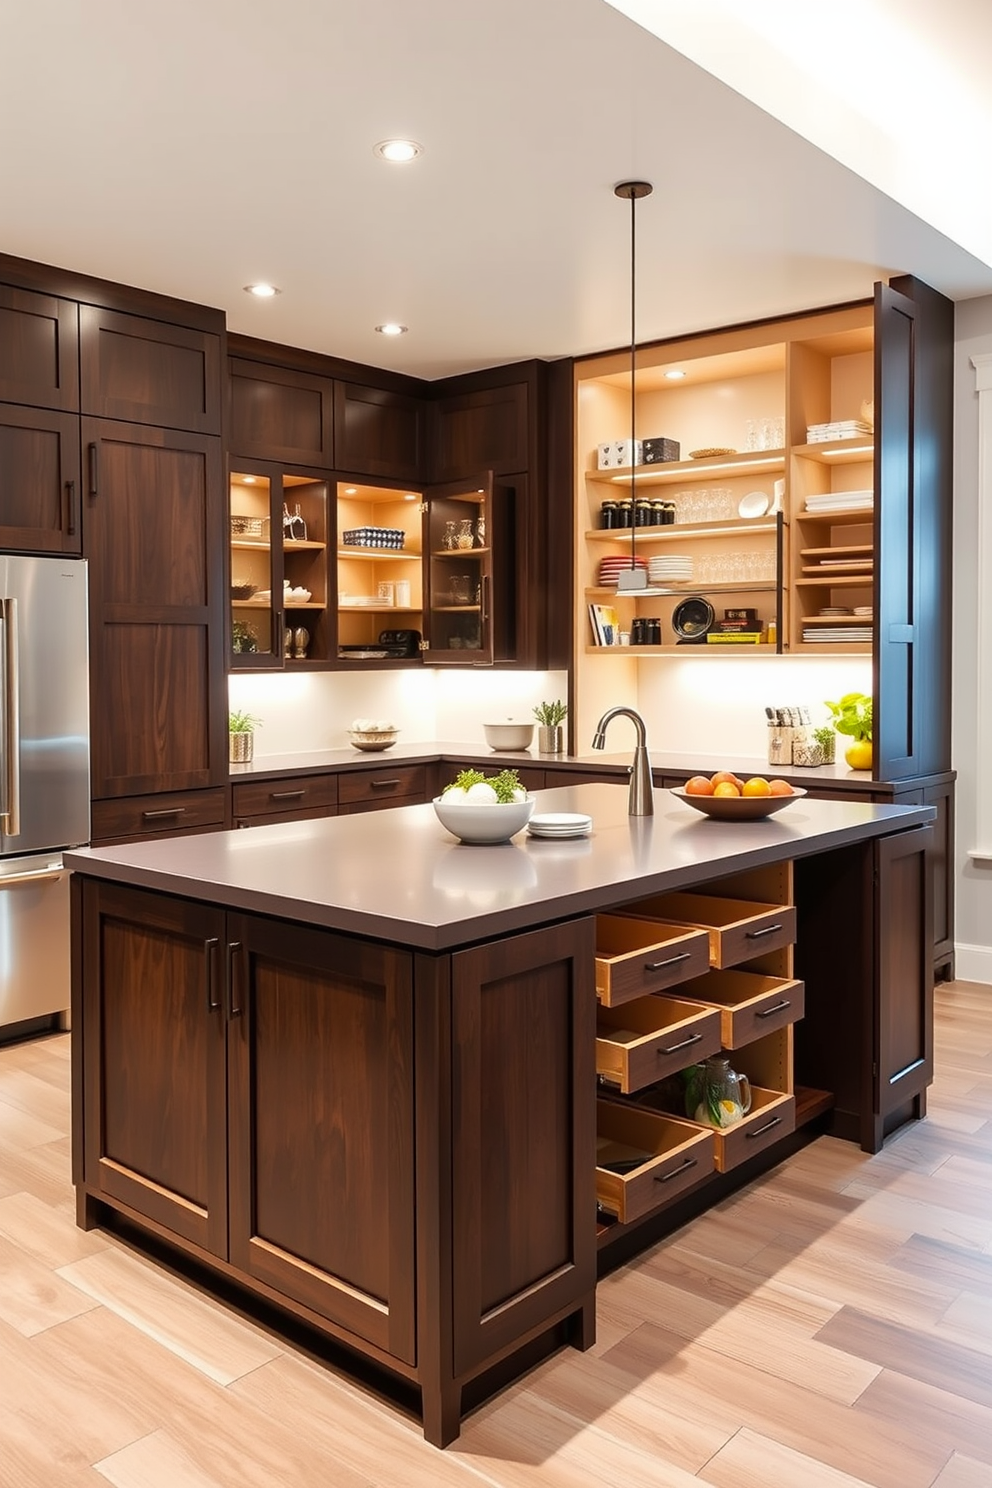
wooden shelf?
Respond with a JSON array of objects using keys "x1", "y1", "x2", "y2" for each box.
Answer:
[
  {"x1": 585, "y1": 643, "x2": 778, "y2": 656},
  {"x1": 795, "y1": 508, "x2": 874, "y2": 526},
  {"x1": 433, "y1": 604, "x2": 481, "y2": 613},
  {"x1": 795, "y1": 576, "x2": 873, "y2": 589},
  {"x1": 231, "y1": 537, "x2": 326, "y2": 553},
  {"x1": 586, "y1": 450, "x2": 785, "y2": 486},
  {"x1": 794, "y1": 440, "x2": 874, "y2": 464},
  {"x1": 586, "y1": 519, "x2": 780, "y2": 543},
  {"x1": 585, "y1": 583, "x2": 776, "y2": 600},
  {"x1": 339, "y1": 604, "x2": 422, "y2": 614},
  {"x1": 232, "y1": 598, "x2": 325, "y2": 610},
  {"x1": 337, "y1": 547, "x2": 420, "y2": 561},
  {"x1": 431, "y1": 547, "x2": 490, "y2": 558},
  {"x1": 800, "y1": 543, "x2": 872, "y2": 558}
]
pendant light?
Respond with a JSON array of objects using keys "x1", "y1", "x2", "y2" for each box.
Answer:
[{"x1": 613, "y1": 180, "x2": 661, "y2": 596}]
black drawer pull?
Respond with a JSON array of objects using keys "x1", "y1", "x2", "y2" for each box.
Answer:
[
  {"x1": 756, "y1": 999, "x2": 791, "y2": 1019},
  {"x1": 204, "y1": 937, "x2": 220, "y2": 1013},
  {"x1": 370, "y1": 778, "x2": 401, "y2": 789},
  {"x1": 745, "y1": 1116, "x2": 783, "y2": 1139},
  {"x1": 659, "y1": 1032, "x2": 703, "y2": 1055},
  {"x1": 65, "y1": 480, "x2": 77, "y2": 536},
  {"x1": 655, "y1": 1156, "x2": 697, "y2": 1183},
  {"x1": 269, "y1": 789, "x2": 306, "y2": 801},
  {"x1": 746, "y1": 923, "x2": 783, "y2": 939},
  {"x1": 142, "y1": 807, "x2": 186, "y2": 820},
  {"x1": 227, "y1": 941, "x2": 243, "y2": 1019},
  {"x1": 644, "y1": 951, "x2": 692, "y2": 971},
  {"x1": 87, "y1": 442, "x2": 98, "y2": 497}
]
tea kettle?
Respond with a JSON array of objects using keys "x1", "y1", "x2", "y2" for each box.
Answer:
[{"x1": 685, "y1": 1056, "x2": 751, "y2": 1128}]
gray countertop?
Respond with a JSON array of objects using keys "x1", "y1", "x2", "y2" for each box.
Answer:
[{"x1": 67, "y1": 783, "x2": 935, "y2": 952}]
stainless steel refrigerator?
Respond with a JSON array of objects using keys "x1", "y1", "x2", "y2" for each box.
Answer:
[{"x1": 1, "y1": 554, "x2": 90, "y2": 1038}]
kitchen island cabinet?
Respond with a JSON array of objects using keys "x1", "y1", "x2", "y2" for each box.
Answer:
[{"x1": 68, "y1": 785, "x2": 934, "y2": 1445}]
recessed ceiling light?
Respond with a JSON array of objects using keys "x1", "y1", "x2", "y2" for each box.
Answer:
[
  {"x1": 244, "y1": 283, "x2": 280, "y2": 298},
  {"x1": 375, "y1": 323, "x2": 408, "y2": 336},
  {"x1": 664, "y1": 369, "x2": 687, "y2": 380},
  {"x1": 373, "y1": 139, "x2": 423, "y2": 163},
  {"x1": 404, "y1": 493, "x2": 418, "y2": 501}
]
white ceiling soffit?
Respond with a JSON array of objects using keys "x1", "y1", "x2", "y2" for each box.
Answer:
[
  {"x1": 604, "y1": 0, "x2": 992, "y2": 271},
  {"x1": 2, "y1": 0, "x2": 992, "y2": 379}
]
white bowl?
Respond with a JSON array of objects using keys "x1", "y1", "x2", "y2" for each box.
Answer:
[
  {"x1": 482, "y1": 721, "x2": 535, "y2": 751},
  {"x1": 348, "y1": 729, "x2": 399, "y2": 752},
  {"x1": 433, "y1": 794, "x2": 535, "y2": 844}
]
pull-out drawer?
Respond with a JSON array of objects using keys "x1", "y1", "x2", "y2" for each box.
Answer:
[
  {"x1": 596, "y1": 1102, "x2": 714, "y2": 1224},
  {"x1": 595, "y1": 915, "x2": 711, "y2": 1006},
  {"x1": 232, "y1": 772, "x2": 338, "y2": 821},
  {"x1": 91, "y1": 788, "x2": 227, "y2": 844},
  {"x1": 673, "y1": 969, "x2": 804, "y2": 1048},
  {"x1": 636, "y1": 1084, "x2": 796, "y2": 1174},
  {"x1": 597, "y1": 997, "x2": 722, "y2": 1093},
  {"x1": 338, "y1": 763, "x2": 428, "y2": 809},
  {"x1": 620, "y1": 892, "x2": 796, "y2": 968}
]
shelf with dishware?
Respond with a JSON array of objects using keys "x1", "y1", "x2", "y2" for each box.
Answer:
[{"x1": 585, "y1": 448, "x2": 786, "y2": 488}]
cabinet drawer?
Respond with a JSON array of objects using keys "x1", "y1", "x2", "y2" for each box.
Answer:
[
  {"x1": 91, "y1": 788, "x2": 227, "y2": 843},
  {"x1": 337, "y1": 763, "x2": 427, "y2": 807},
  {"x1": 636, "y1": 1085, "x2": 795, "y2": 1175},
  {"x1": 236, "y1": 805, "x2": 337, "y2": 828},
  {"x1": 595, "y1": 915, "x2": 711, "y2": 1006},
  {"x1": 673, "y1": 969, "x2": 804, "y2": 1048},
  {"x1": 596, "y1": 997, "x2": 722, "y2": 1093},
  {"x1": 232, "y1": 773, "x2": 338, "y2": 820},
  {"x1": 596, "y1": 1102, "x2": 714, "y2": 1224},
  {"x1": 620, "y1": 893, "x2": 796, "y2": 968}
]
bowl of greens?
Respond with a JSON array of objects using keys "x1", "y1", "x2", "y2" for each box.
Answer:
[{"x1": 433, "y1": 767, "x2": 534, "y2": 843}]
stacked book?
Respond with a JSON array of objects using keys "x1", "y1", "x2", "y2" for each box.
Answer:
[
  {"x1": 588, "y1": 603, "x2": 621, "y2": 645},
  {"x1": 802, "y1": 624, "x2": 873, "y2": 643},
  {"x1": 806, "y1": 420, "x2": 873, "y2": 443},
  {"x1": 803, "y1": 489, "x2": 873, "y2": 515}
]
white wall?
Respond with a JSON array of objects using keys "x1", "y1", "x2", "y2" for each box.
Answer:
[{"x1": 952, "y1": 296, "x2": 992, "y2": 984}]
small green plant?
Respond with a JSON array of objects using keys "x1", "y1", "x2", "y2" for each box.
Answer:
[
  {"x1": 824, "y1": 692, "x2": 872, "y2": 742},
  {"x1": 533, "y1": 698, "x2": 567, "y2": 727},
  {"x1": 812, "y1": 724, "x2": 835, "y2": 751},
  {"x1": 446, "y1": 767, "x2": 523, "y2": 802},
  {"x1": 229, "y1": 709, "x2": 261, "y2": 733}
]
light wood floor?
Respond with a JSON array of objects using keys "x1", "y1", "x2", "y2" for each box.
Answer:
[{"x1": 2, "y1": 981, "x2": 991, "y2": 1487}]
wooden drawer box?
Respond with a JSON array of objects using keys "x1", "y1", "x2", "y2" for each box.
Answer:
[
  {"x1": 638, "y1": 1085, "x2": 796, "y2": 1174},
  {"x1": 337, "y1": 763, "x2": 428, "y2": 809},
  {"x1": 596, "y1": 1102, "x2": 714, "y2": 1223},
  {"x1": 232, "y1": 772, "x2": 338, "y2": 821},
  {"x1": 91, "y1": 788, "x2": 227, "y2": 844},
  {"x1": 673, "y1": 969, "x2": 804, "y2": 1048},
  {"x1": 619, "y1": 892, "x2": 796, "y2": 968},
  {"x1": 596, "y1": 996, "x2": 722, "y2": 1093},
  {"x1": 595, "y1": 915, "x2": 711, "y2": 1006}
]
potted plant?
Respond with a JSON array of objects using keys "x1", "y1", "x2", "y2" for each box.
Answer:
[
  {"x1": 825, "y1": 693, "x2": 872, "y2": 771},
  {"x1": 812, "y1": 723, "x2": 836, "y2": 765},
  {"x1": 229, "y1": 708, "x2": 261, "y2": 764},
  {"x1": 533, "y1": 698, "x2": 567, "y2": 755}
]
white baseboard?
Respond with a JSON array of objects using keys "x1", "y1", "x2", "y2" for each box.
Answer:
[{"x1": 953, "y1": 943, "x2": 992, "y2": 986}]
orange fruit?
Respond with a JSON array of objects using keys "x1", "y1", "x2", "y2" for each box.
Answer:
[
  {"x1": 713, "y1": 780, "x2": 741, "y2": 797},
  {"x1": 710, "y1": 771, "x2": 743, "y2": 789},
  {"x1": 742, "y1": 776, "x2": 771, "y2": 797},
  {"x1": 768, "y1": 779, "x2": 794, "y2": 796},
  {"x1": 685, "y1": 775, "x2": 715, "y2": 795}
]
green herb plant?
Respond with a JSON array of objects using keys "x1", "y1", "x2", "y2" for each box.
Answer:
[
  {"x1": 533, "y1": 699, "x2": 567, "y2": 727},
  {"x1": 448, "y1": 767, "x2": 523, "y2": 803},
  {"x1": 229, "y1": 709, "x2": 262, "y2": 734},
  {"x1": 812, "y1": 724, "x2": 835, "y2": 751},
  {"x1": 824, "y1": 692, "x2": 872, "y2": 742}
]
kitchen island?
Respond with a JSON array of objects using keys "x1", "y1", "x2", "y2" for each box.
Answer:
[{"x1": 67, "y1": 783, "x2": 935, "y2": 1446}]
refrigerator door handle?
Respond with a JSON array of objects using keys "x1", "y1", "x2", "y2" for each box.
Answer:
[
  {"x1": 0, "y1": 866, "x2": 66, "y2": 887},
  {"x1": 0, "y1": 596, "x2": 21, "y2": 837}
]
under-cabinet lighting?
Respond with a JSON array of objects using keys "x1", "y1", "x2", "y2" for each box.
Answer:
[
  {"x1": 244, "y1": 283, "x2": 280, "y2": 298},
  {"x1": 375, "y1": 323, "x2": 408, "y2": 336},
  {"x1": 344, "y1": 486, "x2": 358, "y2": 495},
  {"x1": 664, "y1": 369, "x2": 687, "y2": 380},
  {"x1": 241, "y1": 476, "x2": 256, "y2": 484},
  {"x1": 819, "y1": 443, "x2": 874, "y2": 458},
  {"x1": 373, "y1": 139, "x2": 423, "y2": 163},
  {"x1": 605, "y1": 454, "x2": 783, "y2": 481}
]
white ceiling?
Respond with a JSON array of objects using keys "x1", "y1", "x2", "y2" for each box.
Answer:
[{"x1": 3, "y1": 0, "x2": 991, "y2": 379}]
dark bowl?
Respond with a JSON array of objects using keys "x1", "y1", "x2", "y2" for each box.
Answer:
[{"x1": 671, "y1": 596, "x2": 715, "y2": 640}]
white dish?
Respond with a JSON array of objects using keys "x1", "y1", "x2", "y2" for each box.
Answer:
[
  {"x1": 527, "y1": 812, "x2": 593, "y2": 839},
  {"x1": 483, "y1": 721, "x2": 535, "y2": 750},
  {"x1": 738, "y1": 490, "x2": 770, "y2": 518},
  {"x1": 433, "y1": 794, "x2": 535, "y2": 844}
]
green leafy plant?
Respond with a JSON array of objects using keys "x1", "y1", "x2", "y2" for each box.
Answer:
[
  {"x1": 812, "y1": 724, "x2": 835, "y2": 751},
  {"x1": 533, "y1": 698, "x2": 567, "y2": 727},
  {"x1": 446, "y1": 767, "x2": 523, "y2": 802},
  {"x1": 824, "y1": 692, "x2": 872, "y2": 742},
  {"x1": 229, "y1": 709, "x2": 261, "y2": 734}
]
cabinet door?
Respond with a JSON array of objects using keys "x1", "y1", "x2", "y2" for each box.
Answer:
[
  {"x1": 430, "y1": 380, "x2": 528, "y2": 482},
  {"x1": 873, "y1": 825, "x2": 934, "y2": 1145},
  {"x1": 334, "y1": 381, "x2": 423, "y2": 482},
  {"x1": 229, "y1": 358, "x2": 334, "y2": 466},
  {"x1": 0, "y1": 284, "x2": 79, "y2": 410},
  {"x1": 422, "y1": 474, "x2": 515, "y2": 664},
  {"x1": 78, "y1": 881, "x2": 229, "y2": 1254},
  {"x1": 0, "y1": 404, "x2": 81, "y2": 553},
  {"x1": 226, "y1": 914, "x2": 416, "y2": 1363},
  {"x1": 450, "y1": 919, "x2": 596, "y2": 1376},
  {"x1": 83, "y1": 418, "x2": 227, "y2": 798},
  {"x1": 80, "y1": 307, "x2": 222, "y2": 434}
]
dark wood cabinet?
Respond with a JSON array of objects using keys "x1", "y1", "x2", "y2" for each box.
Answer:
[
  {"x1": 80, "y1": 306, "x2": 222, "y2": 434},
  {"x1": 334, "y1": 380, "x2": 423, "y2": 482},
  {"x1": 0, "y1": 284, "x2": 79, "y2": 410},
  {"x1": 0, "y1": 404, "x2": 81, "y2": 553},
  {"x1": 873, "y1": 825, "x2": 933, "y2": 1144},
  {"x1": 83, "y1": 417, "x2": 227, "y2": 800},
  {"x1": 229, "y1": 357, "x2": 334, "y2": 466},
  {"x1": 429, "y1": 378, "x2": 529, "y2": 481}
]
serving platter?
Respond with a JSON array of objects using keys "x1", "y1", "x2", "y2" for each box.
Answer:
[{"x1": 669, "y1": 785, "x2": 806, "y2": 820}]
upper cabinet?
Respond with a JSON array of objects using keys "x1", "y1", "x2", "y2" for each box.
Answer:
[
  {"x1": 335, "y1": 381, "x2": 423, "y2": 483},
  {"x1": 0, "y1": 404, "x2": 81, "y2": 554},
  {"x1": 429, "y1": 379, "x2": 529, "y2": 482},
  {"x1": 229, "y1": 359, "x2": 334, "y2": 466},
  {"x1": 80, "y1": 306, "x2": 222, "y2": 434},
  {"x1": 0, "y1": 284, "x2": 79, "y2": 410}
]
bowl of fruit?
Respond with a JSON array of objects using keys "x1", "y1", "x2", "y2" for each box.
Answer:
[
  {"x1": 670, "y1": 772, "x2": 806, "y2": 820},
  {"x1": 433, "y1": 768, "x2": 534, "y2": 843}
]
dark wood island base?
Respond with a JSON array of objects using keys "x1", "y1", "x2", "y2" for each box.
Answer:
[{"x1": 67, "y1": 785, "x2": 934, "y2": 1445}]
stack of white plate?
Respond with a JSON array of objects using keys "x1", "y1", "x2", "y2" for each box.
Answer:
[
  {"x1": 647, "y1": 555, "x2": 693, "y2": 583},
  {"x1": 527, "y1": 812, "x2": 593, "y2": 840}
]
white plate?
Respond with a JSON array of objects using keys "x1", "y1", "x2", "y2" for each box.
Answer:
[
  {"x1": 529, "y1": 813, "x2": 592, "y2": 829},
  {"x1": 528, "y1": 825, "x2": 592, "y2": 839},
  {"x1": 738, "y1": 490, "x2": 770, "y2": 518}
]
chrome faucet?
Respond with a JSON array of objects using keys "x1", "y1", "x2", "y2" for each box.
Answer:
[{"x1": 592, "y1": 706, "x2": 654, "y2": 815}]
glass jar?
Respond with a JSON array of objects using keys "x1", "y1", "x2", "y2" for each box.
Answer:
[
  {"x1": 600, "y1": 500, "x2": 618, "y2": 529},
  {"x1": 443, "y1": 520, "x2": 458, "y2": 551},
  {"x1": 456, "y1": 518, "x2": 475, "y2": 549},
  {"x1": 616, "y1": 499, "x2": 633, "y2": 528}
]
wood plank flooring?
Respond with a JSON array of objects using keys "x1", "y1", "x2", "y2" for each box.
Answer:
[{"x1": 1, "y1": 979, "x2": 990, "y2": 1486}]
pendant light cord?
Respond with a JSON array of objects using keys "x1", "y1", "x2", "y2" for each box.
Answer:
[{"x1": 614, "y1": 180, "x2": 652, "y2": 573}]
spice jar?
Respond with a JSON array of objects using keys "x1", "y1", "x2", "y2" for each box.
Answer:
[
  {"x1": 616, "y1": 498, "x2": 633, "y2": 528},
  {"x1": 600, "y1": 499, "x2": 618, "y2": 529}
]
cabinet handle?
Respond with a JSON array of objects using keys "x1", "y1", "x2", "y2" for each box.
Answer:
[
  {"x1": 65, "y1": 480, "x2": 77, "y2": 536},
  {"x1": 481, "y1": 573, "x2": 490, "y2": 624},
  {"x1": 227, "y1": 941, "x2": 243, "y2": 1019},
  {"x1": 644, "y1": 951, "x2": 691, "y2": 971},
  {"x1": 370, "y1": 778, "x2": 401, "y2": 789},
  {"x1": 142, "y1": 807, "x2": 186, "y2": 820},
  {"x1": 273, "y1": 610, "x2": 283, "y2": 659},
  {"x1": 87, "y1": 443, "x2": 98, "y2": 498},
  {"x1": 655, "y1": 1156, "x2": 697, "y2": 1184},
  {"x1": 746, "y1": 923, "x2": 783, "y2": 939},
  {"x1": 204, "y1": 937, "x2": 220, "y2": 1013},
  {"x1": 745, "y1": 1116, "x2": 782, "y2": 1140},
  {"x1": 756, "y1": 999, "x2": 791, "y2": 1018},
  {"x1": 269, "y1": 789, "x2": 306, "y2": 801},
  {"x1": 659, "y1": 1032, "x2": 703, "y2": 1055}
]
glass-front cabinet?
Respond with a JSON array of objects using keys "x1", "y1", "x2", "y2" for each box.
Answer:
[
  {"x1": 229, "y1": 462, "x2": 330, "y2": 668},
  {"x1": 424, "y1": 478, "x2": 496, "y2": 663}
]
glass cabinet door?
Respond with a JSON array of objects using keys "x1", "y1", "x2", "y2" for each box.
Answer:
[
  {"x1": 423, "y1": 477, "x2": 496, "y2": 664},
  {"x1": 230, "y1": 469, "x2": 279, "y2": 668}
]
